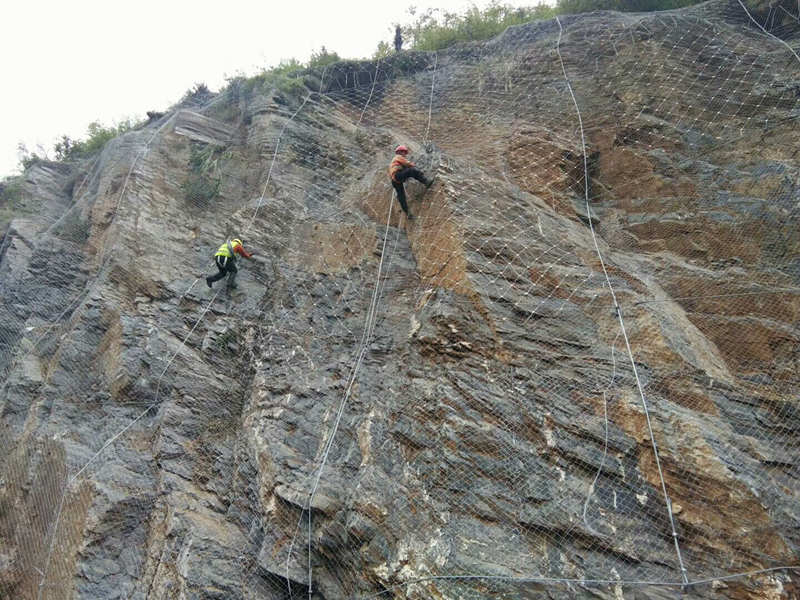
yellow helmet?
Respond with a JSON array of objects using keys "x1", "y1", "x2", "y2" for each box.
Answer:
[{"x1": 231, "y1": 238, "x2": 242, "y2": 246}]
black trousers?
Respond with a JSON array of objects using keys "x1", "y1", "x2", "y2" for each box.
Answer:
[
  {"x1": 208, "y1": 255, "x2": 238, "y2": 284},
  {"x1": 391, "y1": 167, "x2": 427, "y2": 215}
]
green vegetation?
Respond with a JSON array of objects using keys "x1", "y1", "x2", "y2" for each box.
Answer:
[
  {"x1": 556, "y1": 0, "x2": 701, "y2": 14},
  {"x1": 225, "y1": 46, "x2": 344, "y2": 100},
  {"x1": 0, "y1": 177, "x2": 23, "y2": 206},
  {"x1": 182, "y1": 142, "x2": 229, "y2": 206},
  {"x1": 16, "y1": 118, "x2": 141, "y2": 171},
  {"x1": 372, "y1": 41, "x2": 393, "y2": 60},
  {"x1": 17, "y1": 143, "x2": 46, "y2": 171},
  {"x1": 214, "y1": 328, "x2": 239, "y2": 350},
  {"x1": 0, "y1": 176, "x2": 30, "y2": 232},
  {"x1": 400, "y1": 3, "x2": 557, "y2": 52},
  {"x1": 308, "y1": 46, "x2": 341, "y2": 69},
  {"x1": 53, "y1": 119, "x2": 139, "y2": 161},
  {"x1": 225, "y1": 58, "x2": 307, "y2": 100},
  {"x1": 18, "y1": 0, "x2": 716, "y2": 175},
  {"x1": 51, "y1": 207, "x2": 91, "y2": 243},
  {"x1": 180, "y1": 82, "x2": 214, "y2": 106},
  {"x1": 394, "y1": 0, "x2": 707, "y2": 52}
]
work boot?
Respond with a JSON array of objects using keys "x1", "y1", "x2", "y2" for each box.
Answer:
[{"x1": 206, "y1": 277, "x2": 213, "y2": 288}]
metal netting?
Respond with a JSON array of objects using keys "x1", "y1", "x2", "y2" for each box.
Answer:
[{"x1": 1, "y1": 1, "x2": 798, "y2": 599}]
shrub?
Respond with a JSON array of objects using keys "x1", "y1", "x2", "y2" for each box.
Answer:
[
  {"x1": 181, "y1": 82, "x2": 214, "y2": 106},
  {"x1": 373, "y1": 1, "x2": 708, "y2": 56},
  {"x1": 372, "y1": 41, "x2": 393, "y2": 60},
  {"x1": 0, "y1": 177, "x2": 23, "y2": 207},
  {"x1": 556, "y1": 0, "x2": 701, "y2": 13},
  {"x1": 308, "y1": 47, "x2": 341, "y2": 69},
  {"x1": 401, "y1": 2, "x2": 557, "y2": 52},
  {"x1": 232, "y1": 59, "x2": 308, "y2": 99},
  {"x1": 17, "y1": 143, "x2": 44, "y2": 170},
  {"x1": 0, "y1": 176, "x2": 27, "y2": 231},
  {"x1": 0, "y1": 176, "x2": 31, "y2": 235},
  {"x1": 223, "y1": 49, "x2": 345, "y2": 100},
  {"x1": 182, "y1": 142, "x2": 225, "y2": 206},
  {"x1": 53, "y1": 119, "x2": 138, "y2": 162}
]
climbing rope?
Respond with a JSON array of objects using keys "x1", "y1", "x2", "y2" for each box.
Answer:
[
  {"x1": 249, "y1": 94, "x2": 312, "y2": 230},
  {"x1": 357, "y1": 60, "x2": 382, "y2": 127},
  {"x1": 632, "y1": 288, "x2": 800, "y2": 306},
  {"x1": 556, "y1": 15, "x2": 689, "y2": 585},
  {"x1": 736, "y1": 0, "x2": 800, "y2": 64},
  {"x1": 582, "y1": 332, "x2": 619, "y2": 537},
  {"x1": 3, "y1": 115, "x2": 176, "y2": 388},
  {"x1": 286, "y1": 192, "x2": 396, "y2": 599},
  {"x1": 36, "y1": 286, "x2": 222, "y2": 597},
  {"x1": 360, "y1": 565, "x2": 800, "y2": 599},
  {"x1": 424, "y1": 53, "x2": 438, "y2": 145},
  {"x1": 13, "y1": 5, "x2": 799, "y2": 595},
  {"x1": 34, "y1": 112, "x2": 183, "y2": 596}
]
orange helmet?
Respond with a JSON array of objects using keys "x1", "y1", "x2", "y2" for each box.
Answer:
[{"x1": 395, "y1": 145, "x2": 409, "y2": 155}]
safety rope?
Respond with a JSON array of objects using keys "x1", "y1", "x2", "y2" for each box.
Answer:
[
  {"x1": 361, "y1": 565, "x2": 800, "y2": 599},
  {"x1": 633, "y1": 288, "x2": 800, "y2": 306},
  {"x1": 284, "y1": 56, "x2": 418, "y2": 595},
  {"x1": 582, "y1": 332, "x2": 619, "y2": 537},
  {"x1": 424, "y1": 53, "x2": 438, "y2": 145},
  {"x1": 361, "y1": 214, "x2": 404, "y2": 336},
  {"x1": 288, "y1": 194, "x2": 395, "y2": 599},
  {"x1": 4, "y1": 115, "x2": 176, "y2": 390},
  {"x1": 357, "y1": 60, "x2": 382, "y2": 126},
  {"x1": 736, "y1": 0, "x2": 800, "y2": 64},
  {"x1": 34, "y1": 113, "x2": 214, "y2": 597},
  {"x1": 556, "y1": 15, "x2": 689, "y2": 585},
  {"x1": 249, "y1": 94, "x2": 311, "y2": 229},
  {"x1": 294, "y1": 49, "x2": 445, "y2": 594},
  {"x1": 778, "y1": 5, "x2": 800, "y2": 24},
  {"x1": 37, "y1": 286, "x2": 222, "y2": 598}
]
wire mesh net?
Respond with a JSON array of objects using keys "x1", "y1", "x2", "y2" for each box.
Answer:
[{"x1": 1, "y1": 1, "x2": 799, "y2": 599}]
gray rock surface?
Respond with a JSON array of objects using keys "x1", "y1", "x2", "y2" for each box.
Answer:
[{"x1": 1, "y1": 2, "x2": 798, "y2": 599}]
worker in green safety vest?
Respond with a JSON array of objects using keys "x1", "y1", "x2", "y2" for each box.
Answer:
[{"x1": 206, "y1": 238, "x2": 254, "y2": 289}]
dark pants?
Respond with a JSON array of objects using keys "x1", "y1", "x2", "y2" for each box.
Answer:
[
  {"x1": 207, "y1": 255, "x2": 238, "y2": 286},
  {"x1": 391, "y1": 167, "x2": 427, "y2": 215}
]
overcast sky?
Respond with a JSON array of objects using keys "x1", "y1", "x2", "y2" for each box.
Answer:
[{"x1": 1, "y1": 0, "x2": 551, "y2": 178}]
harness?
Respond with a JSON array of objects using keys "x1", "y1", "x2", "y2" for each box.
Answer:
[{"x1": 215, "y1": 239, "x2": 238, "y2": 268}]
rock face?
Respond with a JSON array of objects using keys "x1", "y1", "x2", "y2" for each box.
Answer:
[{"x1": 1, "y1": 2, "x2": 799, "y2": 598}]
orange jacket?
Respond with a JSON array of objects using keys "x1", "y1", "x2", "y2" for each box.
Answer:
[
  {"x1": 233, "y1": 243, "x2": 253, "y2": 259},
  {"x1": 389, "y1": 155, "x2": 414, "y2": 182}
]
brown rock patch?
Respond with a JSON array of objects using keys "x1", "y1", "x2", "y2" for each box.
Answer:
[{"x1": 293, "y1": 222, "x2": 376, "y2": 275}]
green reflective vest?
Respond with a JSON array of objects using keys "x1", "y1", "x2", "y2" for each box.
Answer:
[{"x1": 215, "y1": 240, "x2": 237, "y2": 259}]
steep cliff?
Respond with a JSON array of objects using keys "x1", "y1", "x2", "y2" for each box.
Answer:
[{"x1": 1, "y1": 1, "x2": 799, "y2": 599}]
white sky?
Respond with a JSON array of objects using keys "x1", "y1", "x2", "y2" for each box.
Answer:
[{"x1": 1, "y1": 0, "x2": 551, "y2": 178}]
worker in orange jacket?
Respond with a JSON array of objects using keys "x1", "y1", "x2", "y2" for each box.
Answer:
[{"x1": 388, "y1": 145, "x2": 433, "y2": 220}]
